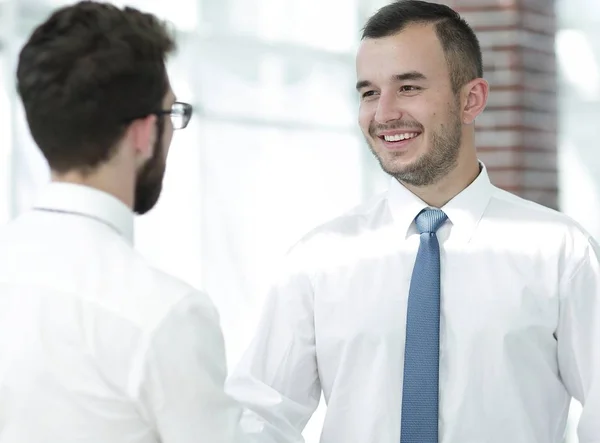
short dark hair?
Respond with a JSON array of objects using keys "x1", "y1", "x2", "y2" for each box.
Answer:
[
  {"x1": 17, "y1": 1, "x2": 176, "y2": 173},
  {"x1": 362, "y1": 0, "x2": 483, "y2": 93}
]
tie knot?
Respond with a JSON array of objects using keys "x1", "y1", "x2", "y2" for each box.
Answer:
[{"x1": 415, "y1": 208, "x2": 447, "y2": 234}]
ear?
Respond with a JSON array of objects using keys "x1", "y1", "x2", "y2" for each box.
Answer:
[
  {"x1": 126, "y1": 114, "x2": 157, "y2": 162},
  {"x1": 461, "y1": 78, "x2": 489, "y2": 125}
]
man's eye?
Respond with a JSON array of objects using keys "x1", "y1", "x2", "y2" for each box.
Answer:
[
  {"x1": 362, "y1": 90, "x2": 377, "y2": 98},
  {"x1": 400, "y1": 85, "x2": 420, "y2": 92}
]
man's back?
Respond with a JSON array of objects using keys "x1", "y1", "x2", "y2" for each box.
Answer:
[{"x1": 0, "y1": 183, "x2": 240, "y2": 443}]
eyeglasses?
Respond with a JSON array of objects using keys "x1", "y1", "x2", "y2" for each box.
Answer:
[{"x1": 154, "y1": 101, "x2": 193, "y2": 130}]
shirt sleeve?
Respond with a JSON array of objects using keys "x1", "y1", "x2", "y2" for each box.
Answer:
[
  {"x1": 225, "y1": 245, "x2": 321, "y2": 443},
  {"x1": 557, "y1": 237, "x2": 600, "y2": 442},
  {"x1": 137, "y1": 292, "x2": 244, "y2": 443}
]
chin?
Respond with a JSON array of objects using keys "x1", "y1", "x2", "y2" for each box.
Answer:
[{"x1": 382, "y1": 151, "x2": 421, "y2": 169}]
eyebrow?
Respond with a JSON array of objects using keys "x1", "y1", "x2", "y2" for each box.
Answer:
[{"x1": 355, "y1": 71, "x2": 428, "y2": 91}]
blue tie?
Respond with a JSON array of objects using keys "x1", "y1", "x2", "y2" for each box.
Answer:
[{"x1": 400, "y1": 208, "x2": 447, "y2": 443}]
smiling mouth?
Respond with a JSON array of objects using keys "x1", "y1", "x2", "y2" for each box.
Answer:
[{"x1": 379, "y1": 132, "x2": 420, "y2": 142}]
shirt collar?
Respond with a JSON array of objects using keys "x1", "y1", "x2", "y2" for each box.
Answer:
[
  {"x1": 33, "y1": 182, "x2": 134, "y2": 244},
  {"x1": 387, "y1": 162, "x2": 494, "y2": 242}
]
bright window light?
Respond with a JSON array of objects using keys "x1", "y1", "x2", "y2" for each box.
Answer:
[{"x1": 556, "y1": 29, "x2": 600, "y2": 101}]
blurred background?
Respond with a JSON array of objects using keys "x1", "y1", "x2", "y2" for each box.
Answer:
[{"x1": 0, "y1": 0, "x2": 598, "y2": 441}]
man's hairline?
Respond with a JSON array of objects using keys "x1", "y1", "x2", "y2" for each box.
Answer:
[{"x1": 360, "y1": 21, "x2": 478, "y2": 92}]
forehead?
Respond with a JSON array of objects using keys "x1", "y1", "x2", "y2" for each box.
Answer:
[{"x1": 356, "y1": 24, "x2": 449, "y2": 82}]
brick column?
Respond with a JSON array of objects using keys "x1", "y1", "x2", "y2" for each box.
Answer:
[{"x1": 441, "y1": 0, "x2": 558, "y2": 209}]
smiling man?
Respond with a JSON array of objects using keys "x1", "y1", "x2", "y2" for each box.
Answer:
[
  {"x1": 226, "y1": 1, "x2": 600, "y2": 442},
  {"x1": 356, "y1": 4, "x2": 484, "y2": 207}
]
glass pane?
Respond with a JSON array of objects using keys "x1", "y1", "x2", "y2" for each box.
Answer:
[
  {"x1": 204, "y1": 0, "x2": 359, "y2": 52},
  {"x1": 0, "y1": 55, "x2": 13, "y2": 224},
  {"x1": 39, "y1": 0, "x2": 198, "y2": 31},
  {"x1": 196, "y1": 120, "x2": 365, "y2": 362},
  {"x1": 189, "y1": 42, "x2": 357, "y2": 128},
  {"x1": 112, "y1": 0, "x2": 198, "y2": 32},
  {"x1": 361, "y1": 0, "x2": 389, "y2": 16}
]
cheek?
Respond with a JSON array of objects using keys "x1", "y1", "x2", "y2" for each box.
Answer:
[
  {"x1": 409, "y1": 98, "x2": 444, "y2": 129},
  {"x1": 162, "y1": 127, "x2": 174, "y2": 151},
  {"x1": 358, "y1": 105, "x2": 374, "y2": 134}
]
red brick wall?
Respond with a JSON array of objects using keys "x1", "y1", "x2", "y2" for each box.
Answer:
[{"x1": 441, "y1": 0, "x2": 558, "y2": 209}]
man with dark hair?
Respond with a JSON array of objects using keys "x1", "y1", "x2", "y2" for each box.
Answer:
[
  {"x1": 0, "y1": 2, "x2": 241, "y2": 442},
  {"x1": 362, "y1": 0, "x2": 483, "y2": 94},
  {"x1": 226, "y1": 1, "x2": 600, "y2": 442}
]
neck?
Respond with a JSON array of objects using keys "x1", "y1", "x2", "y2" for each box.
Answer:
[
  {"x1": 51, "y1": 166, "x2": 135, "y2": 211},
  {"x1": 403, "y1": 152, "x2": 480, "y2": 208}
]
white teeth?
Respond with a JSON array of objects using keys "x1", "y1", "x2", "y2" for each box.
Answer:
[{"x1": 383, "y1": 133, "x2": 419, "y2": 142}]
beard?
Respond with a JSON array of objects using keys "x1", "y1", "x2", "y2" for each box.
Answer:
[
  {"x1": 366, "y1": 103, "x2": 463, "y2": 187},
  {"x1": 133, "y1": 118, "x2": 167, "y2": 215}
]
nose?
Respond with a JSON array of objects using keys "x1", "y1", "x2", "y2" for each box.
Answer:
[{"x1": 374, "y1": 92, "x2": 403, "y2": 124}]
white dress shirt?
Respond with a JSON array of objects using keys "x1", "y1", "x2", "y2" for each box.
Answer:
[
  {"x1": 0, "y1": 183, "x2": 242, "y2": 443},
  {"x1": 226, "y1": 164, "x2": 600, "y2": 443}
]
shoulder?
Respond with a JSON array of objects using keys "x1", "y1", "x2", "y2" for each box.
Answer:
[
  {"x1": 275, "y1": 192, "x2": 391, "y2": 277},
  {"x1": 298, "y1": 191, "x2": 389, "y2": 247},
  {"x1": 486, "y1": 187, "x2": 596, "y2": 273},
  {"x1": 488, "y1": 187, "x2": 591, "y2": 239}
]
